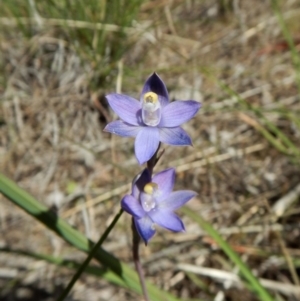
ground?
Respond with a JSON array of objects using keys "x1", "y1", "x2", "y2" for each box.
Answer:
[{"x1": 1, "y1": 0, "x2": 300, "y2": 300}]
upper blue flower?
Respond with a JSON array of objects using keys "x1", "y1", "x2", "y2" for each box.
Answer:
[
  {"x1": 104, "y1": 73, "x2": 201, "y2": 164},
  {"x1": 121, "y1": 168, "x2": 197, "y2": 244}
]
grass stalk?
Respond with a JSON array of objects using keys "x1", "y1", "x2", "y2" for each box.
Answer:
[{"x1": 56, "y1": 208, "x2": 124, "y2": 301}]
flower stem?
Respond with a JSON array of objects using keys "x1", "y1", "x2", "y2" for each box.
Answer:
[
  {"x1": 131, "y1": 218, "x2": 150, "y2": 301},
  {"x1": 146, "y1": 142, "x2": 161, "y2": 176},
  {"x1": 132, "y1": 143, "x2": 162, "y2": 301}
]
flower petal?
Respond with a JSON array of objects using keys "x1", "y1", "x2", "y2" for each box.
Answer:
[
  {"x1": 158, "y1": 190, "x2": 197, "y2": 211},
  {"x1": 160, "y1": 100, "x2": 201, "y2": 127},
  {"x1": 132, "y1": 168, "x2": 151, "y2": 199},
  {"x1": 104, "y1": 120, "x2": 140, "y2": 137},
  {"x1": 152, "y1": 168, "x2": 175, "y2": 202},
  {"x1": 121, "y1": 195, "x2": 145, "y2": 218},
  {"x1": 135, "y1": 127, "x2": 160, "y2": 165},
  {"x1": 159, "y1": 127, "x2": 192, "y2": 146},
  {"x1": 149, "y1": 210, "x2": 185, "y2": 232},
  {"x1": 106, "y1": 94, "x2": 141, "y2": 126},
  {"x1": 141, "y1": 73, "x2": 169, "y2": 107},
  {"x1": 134, "y1": 216, "x2": 156, "y2": 244}
]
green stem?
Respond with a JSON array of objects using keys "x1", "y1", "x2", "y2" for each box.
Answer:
[
  {"x1": 132, "y1": 218, "x2": 149, "y2": 301},
  {"x1": 132, "y1": 143, "x2": 162, "y2": 301},
  {"x1": 56, "y1": 208, "x2": 124, "y2": 301},
  {"x1": 272, "y1": 0, "x2": 300, "y2": 92}
]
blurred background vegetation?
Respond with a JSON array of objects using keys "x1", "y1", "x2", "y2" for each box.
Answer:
[{"x1": 0, "y1": 0, "x2": 300, "y2": 300}]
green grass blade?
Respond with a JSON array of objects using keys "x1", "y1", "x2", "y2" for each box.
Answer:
[
  {"x1": 219, "y1": 82, "x2": 300, "y2": 158},
  {"x1": 57, "y1": 208, "x2": 124, "y2": 301},
  {"x1": 0, "y1": 247, "x2": 128, "y2": 288},
  {"x1": 181, "y1": 207, "x2": 274, "y2": 301},
  {"x1": 272, "y1": 0, "x2": 300, "y2": 92},
  {"x1": 0, "y1": 173, "x2": 180, "y2": 301},
  {"x1": 201, "y1": 70, "x2": 299, "y2": 158},
  {"x1": 285, "y1": 112, "x2": 300, "y2": 130}
]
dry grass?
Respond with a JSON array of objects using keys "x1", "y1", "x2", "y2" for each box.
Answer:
[{"x1": 1, "y1": 0, "x2": 300, "y2": 300}]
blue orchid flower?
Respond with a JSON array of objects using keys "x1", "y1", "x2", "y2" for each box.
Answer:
[
  {"x1": 121, "y1": 168, "x2": 197, "y2": 244},
  {"x1": 104, "y1": 73, "x2": 201, "y2": 164}
]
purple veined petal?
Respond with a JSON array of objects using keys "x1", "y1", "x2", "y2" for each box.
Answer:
[
  {"x1": 121, "y1": 195, "x2": 145, "y2": 218},
  {"x1": 159, "y1": 100, "x2": 201, "y2": 127},
  {"x1": 106, "y1": 94, "x2": 141, "y2": 126},
  {"x1": 134, "y1": 216, "x2": 156, "y2": 244},
  {"x1": 135, "y1": 127, "x2": 160, "y2": 165},
  {"x1": 132, "y1": 168, "x2": 151, "y2": 199},
  {"x1": 141, "y1": 73, "x2": 169, "y2": 107},
  {"x1": 152, "y1": 168, "x2": 176, "y2": 202},
  {"x1": 104, "y1": 120, "x2": 140, "y2": 137},
  {"x1": 149, "y1": 210, "x2": 185, "y2": 232},
  {"x1": 158, "y1": 190, "x2": 197, "y2": 211},
  {"x1": 159, "y1": 126, "x2": 192, "y2": 146}
]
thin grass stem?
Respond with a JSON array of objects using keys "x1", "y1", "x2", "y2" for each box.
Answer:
[
  {"x1": 56, "y1": 208, "x2": 124, "y2": 301},
  {"x1": 132, "y1": 220, "x2": 150, "y2": 301},
  {"x1": 272, "y1": 0, "x2": 300, "y2": 92}
]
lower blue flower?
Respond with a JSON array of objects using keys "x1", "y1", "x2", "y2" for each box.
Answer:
[{"x1": 121, "y1": 168, "x2": 197, "y2": 244}]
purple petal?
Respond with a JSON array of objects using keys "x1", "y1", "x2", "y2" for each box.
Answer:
[
  {"x1": 121, "y1": 195, "x2": 145, "y2": 218},
  {"x1": 104, "y1": 120, "x2": 140, "y2": 137},
  {"x1": 149, "y1": 210, "x2": 185, "y2": 232},
  {"x1": 141, "y1": 73, "x2": 169, "y2": 107},
  {"x1": 106, "y1": 94, "x2": 141, "y2": 126},
  {"x1": 158, "y1": 191, "x2": 197, "y2": 211},
  {"x1": 159, "y1": 127, "x2": 192, "y2": 146},
  {"x1": 152, "y1": 168, "x2": 175, "y2": 202},
  {"x1": 132, "y1": 168, "x2": 151, "y2": 199},
  {"x1": 134, "y1": 216, "x2": 156, "y2": 244},
  {"x1": 135, "y1": 127, "x2": 160, "y2": 165},
  {"x1": 160, "y1": 100, "x2": 201, "y2": 127}
]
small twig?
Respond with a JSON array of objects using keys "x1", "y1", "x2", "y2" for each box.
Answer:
[
  {"x1": 164, "y1": 1, "x2": 177, "y2": 35},
  {"x1": 272, "y1": 183, "x2": 300, "y2": 218},
  {"x1": 176, "y1": 143, "x2": 265, "y2": 173},
  {"x1": 61, "y1": 183, "x2": 130, "y2": 218},
  {"x1": 177, "y1": 264, "x2": 300, "y2": 296},
  {"x1": 91, "y1": 93, "x2": 111, "y2": 123},
  {"x1": 264, "y1": 198, "x2": 300, "y2": 290}
]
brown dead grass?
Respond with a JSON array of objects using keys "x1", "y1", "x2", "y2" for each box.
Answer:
[{"x1": 1, "y1": 1, "x2": 300, "y2": 300}]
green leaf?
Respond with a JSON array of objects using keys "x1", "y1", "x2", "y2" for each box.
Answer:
[{"x1": 0, "y1": 173, "x2": 180, "y2": 301}]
